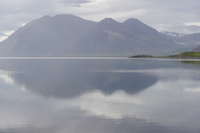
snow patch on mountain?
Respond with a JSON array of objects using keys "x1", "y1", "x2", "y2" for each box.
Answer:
[{"x1": 161, "y1": 31, "x2": 187, "y2": 37}]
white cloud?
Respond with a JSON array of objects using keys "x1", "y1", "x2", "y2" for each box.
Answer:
[
  {"x1": 184, "y1": 22, "x2": 200, "y2": 26},
  {"x1": 0, "y1": 73, "x2": 15, "y2": 85},
  {"x1": 0, "y1": 36, "x2": 7, "y2": 42},
  {"x1": 185, "y1": 88, "x2": 200, "y2": 93},
  {"x1": 0, "y1": 31, "x2": 15, "y2": 42}
]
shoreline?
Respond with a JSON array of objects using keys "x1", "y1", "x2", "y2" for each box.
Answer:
[
  {"x1": 129, "y1": 56, "x2": 200, "y2": 59},
  {"x1": 129, "y1": 52, "x2": 200, "y2": 59}
]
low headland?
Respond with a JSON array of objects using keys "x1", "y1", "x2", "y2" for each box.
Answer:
[{"x1": 129, "y1": 52, "x2": 200, "y2": 59}]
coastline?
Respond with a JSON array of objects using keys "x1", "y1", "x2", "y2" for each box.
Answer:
[{"x1": 129, "y1": 52, "x2": 200, "y2": 59}]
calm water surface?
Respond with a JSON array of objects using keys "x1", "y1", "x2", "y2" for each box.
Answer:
[{"x1": 0, "y1": 58, "x2": 200, "y2": 133}]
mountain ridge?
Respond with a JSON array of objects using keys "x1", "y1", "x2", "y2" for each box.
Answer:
[
  {"x1": 0, "y1": 14, "x2": 198, "y2": 56},
  {"x1": 162, "y1": 31, "x2": 200, "y2": 52},
  {"x1": 161, "y1": 31, "x2": 186, "y2": 37}
]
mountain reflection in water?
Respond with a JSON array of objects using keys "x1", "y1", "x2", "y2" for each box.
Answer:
[
  {"x1": 0, "y1": 58, "x2": 200, "y2": 133},
  {"x1": 0, "y1": 59, "x2": 158, "y2": 98}
]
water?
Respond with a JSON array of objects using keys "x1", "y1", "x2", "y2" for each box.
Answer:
[{"x1": 0, "y1": 58, "x2": 200, "y2": 133}]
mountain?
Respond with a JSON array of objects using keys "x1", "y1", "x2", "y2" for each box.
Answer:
[
  {"x1": 192, "y1": 45, "x2": 200, "y2": 52},
  {"x1": 161, "y1": 31, "x2": 186, "y2": 37},
  {"x1": 74, "y1": 18, "x2": 180, "y2": 56},
  {"x1": 185, "y1": 33, "x2": 200, "y2": 52},
  {"x1": 0, "y1": 14, "x2": 184, "y2": 56},
  {"x1": 162, "y1": 32, "x2": 200, "y2": 51},
  {"x1": 0, "y1": 14, "x2": 95, "y2": 56}
]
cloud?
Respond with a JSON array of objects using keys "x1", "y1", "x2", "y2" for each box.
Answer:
[
  {"x1": 0, "y1": 30, "x2": 15, "y2": 42},
  {"x1": 60, "y1": 0, "x2": 91, "y2": 7},
  {"x1": 184, "y1": 22, "x2": 200, "y2": 26},
  {"x1": 184, "y1": 25, "x2": 200, "y2": 33},
  {"x1": 0, "y1": 0, "x2": 200, "y2": 36},
  {"x1": 157, "y1": 23, "x2": 200, "y2": 34},
  {"x1": 183, "y1": 22, "x2": 200, "y2": 33},
  {"x1": 0, "y1": 32, "x2": 8, "y2": 42},
  {"x1": 72, "y1": 0, "x2": 200, "y2": 33}
]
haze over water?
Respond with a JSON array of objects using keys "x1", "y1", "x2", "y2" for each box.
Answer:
[{"x1": 0, "y1": 58, "x2": 200, "y2": 133}]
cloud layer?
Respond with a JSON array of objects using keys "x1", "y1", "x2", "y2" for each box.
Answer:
[{"x1": 0, "y1": 0, "x2": 200, "y2": 41}]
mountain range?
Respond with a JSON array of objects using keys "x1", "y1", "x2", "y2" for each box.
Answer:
[
  {"x1": 0, "y1": 14, "x2": 199, "y2": 57},
  {"x1": 161, "y1": 32, "x2": 200, "y2": 51},
  {"x1": 161, "y1": 31, "x2": 186, "y2": 37}
]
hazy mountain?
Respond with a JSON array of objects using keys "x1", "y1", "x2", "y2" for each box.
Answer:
[
  {"x1": 0, "y1": 14, "x2": 185, "y2": 56},
  {"x1": 0, "y1": 14, "x2": 95, "y2": 56},
  {"x1": 162, "y1": 32, "x2": 200, "y2": 51},
  {"x1": 161, "y1": 31, "x2": 186, "y2": 37},
  {"x1": 184, "y1": 33, "x2": 200, "y2": 51},
  {"x1": 192, "y1": 45, "x2": 200, "y2": 52},
  {"x1": 74, "y1": 18, "x2": 181, "y2": 56}
]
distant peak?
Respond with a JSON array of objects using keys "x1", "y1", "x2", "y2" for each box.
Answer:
[
  {"x1": 42, "y1": 15, "x2": 51, "y2": 18},
  {"x1": 52, "y1": 14, "x2": 82, "y2": 19},
  {"x1": 103, "y1": 18, "x2": 115, "y2": 21},
  {"x1": 54, "y1": 14, "x2": 78, "y2": 17},
  {"x1": 123, "y1": 18, "x2": 142, "y2": 24},
  {"x1": 24, "y1": 15, "x2": 51, "y2": 27},
  {"x1": 36, "y1": 15, "x2": 51, "y2": 21},
  {"x1": 122, "y1": 18, "x2": 152, "y2": 29},
  {"x1": 161, "y1": 31, "x2": 187, "y2": 37},
  {"x1": 100, "y1": 18, "x2": 118, "y2": 24}
]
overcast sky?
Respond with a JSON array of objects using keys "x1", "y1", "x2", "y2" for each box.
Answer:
[{"x1": 0, "y1": 0, "x2": 200, "y2": 42}]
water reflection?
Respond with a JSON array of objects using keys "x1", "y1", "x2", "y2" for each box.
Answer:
[
  {"x1": 0, "y1": 59, "x2": 159, "y2": 98},
  {"x1": 181, "y1": 61, "x2": 200, "y2": 65},
  {"x1": 0, "y1": 58, "x2": 200, "y2": 133}
]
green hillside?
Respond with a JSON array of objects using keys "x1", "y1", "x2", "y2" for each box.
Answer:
[
  {"x1": 168, "y1": 52, "x2": 200, "y2": 58},
  {"x1": 178, "y1": 52, "x2": 200, "y2": 57},
  {"x1": 130, "y1": 52, "x2": 200, "y2": 58}
]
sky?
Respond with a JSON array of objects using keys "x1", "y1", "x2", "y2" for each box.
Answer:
[{"x1": 0, "y1": 0, "x2": 200, "y2": 42}]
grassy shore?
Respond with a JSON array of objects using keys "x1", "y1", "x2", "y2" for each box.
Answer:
[
  {"x1": 168, "y1": 52, "x2": 200, "y2": 58},
  {"x1": 130, "y1": 52, "x2": 200, "y2": 59}
]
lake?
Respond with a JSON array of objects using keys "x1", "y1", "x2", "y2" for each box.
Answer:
[{"x1": 0, "y1": 58, "x2": 200, "y2": 133}]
